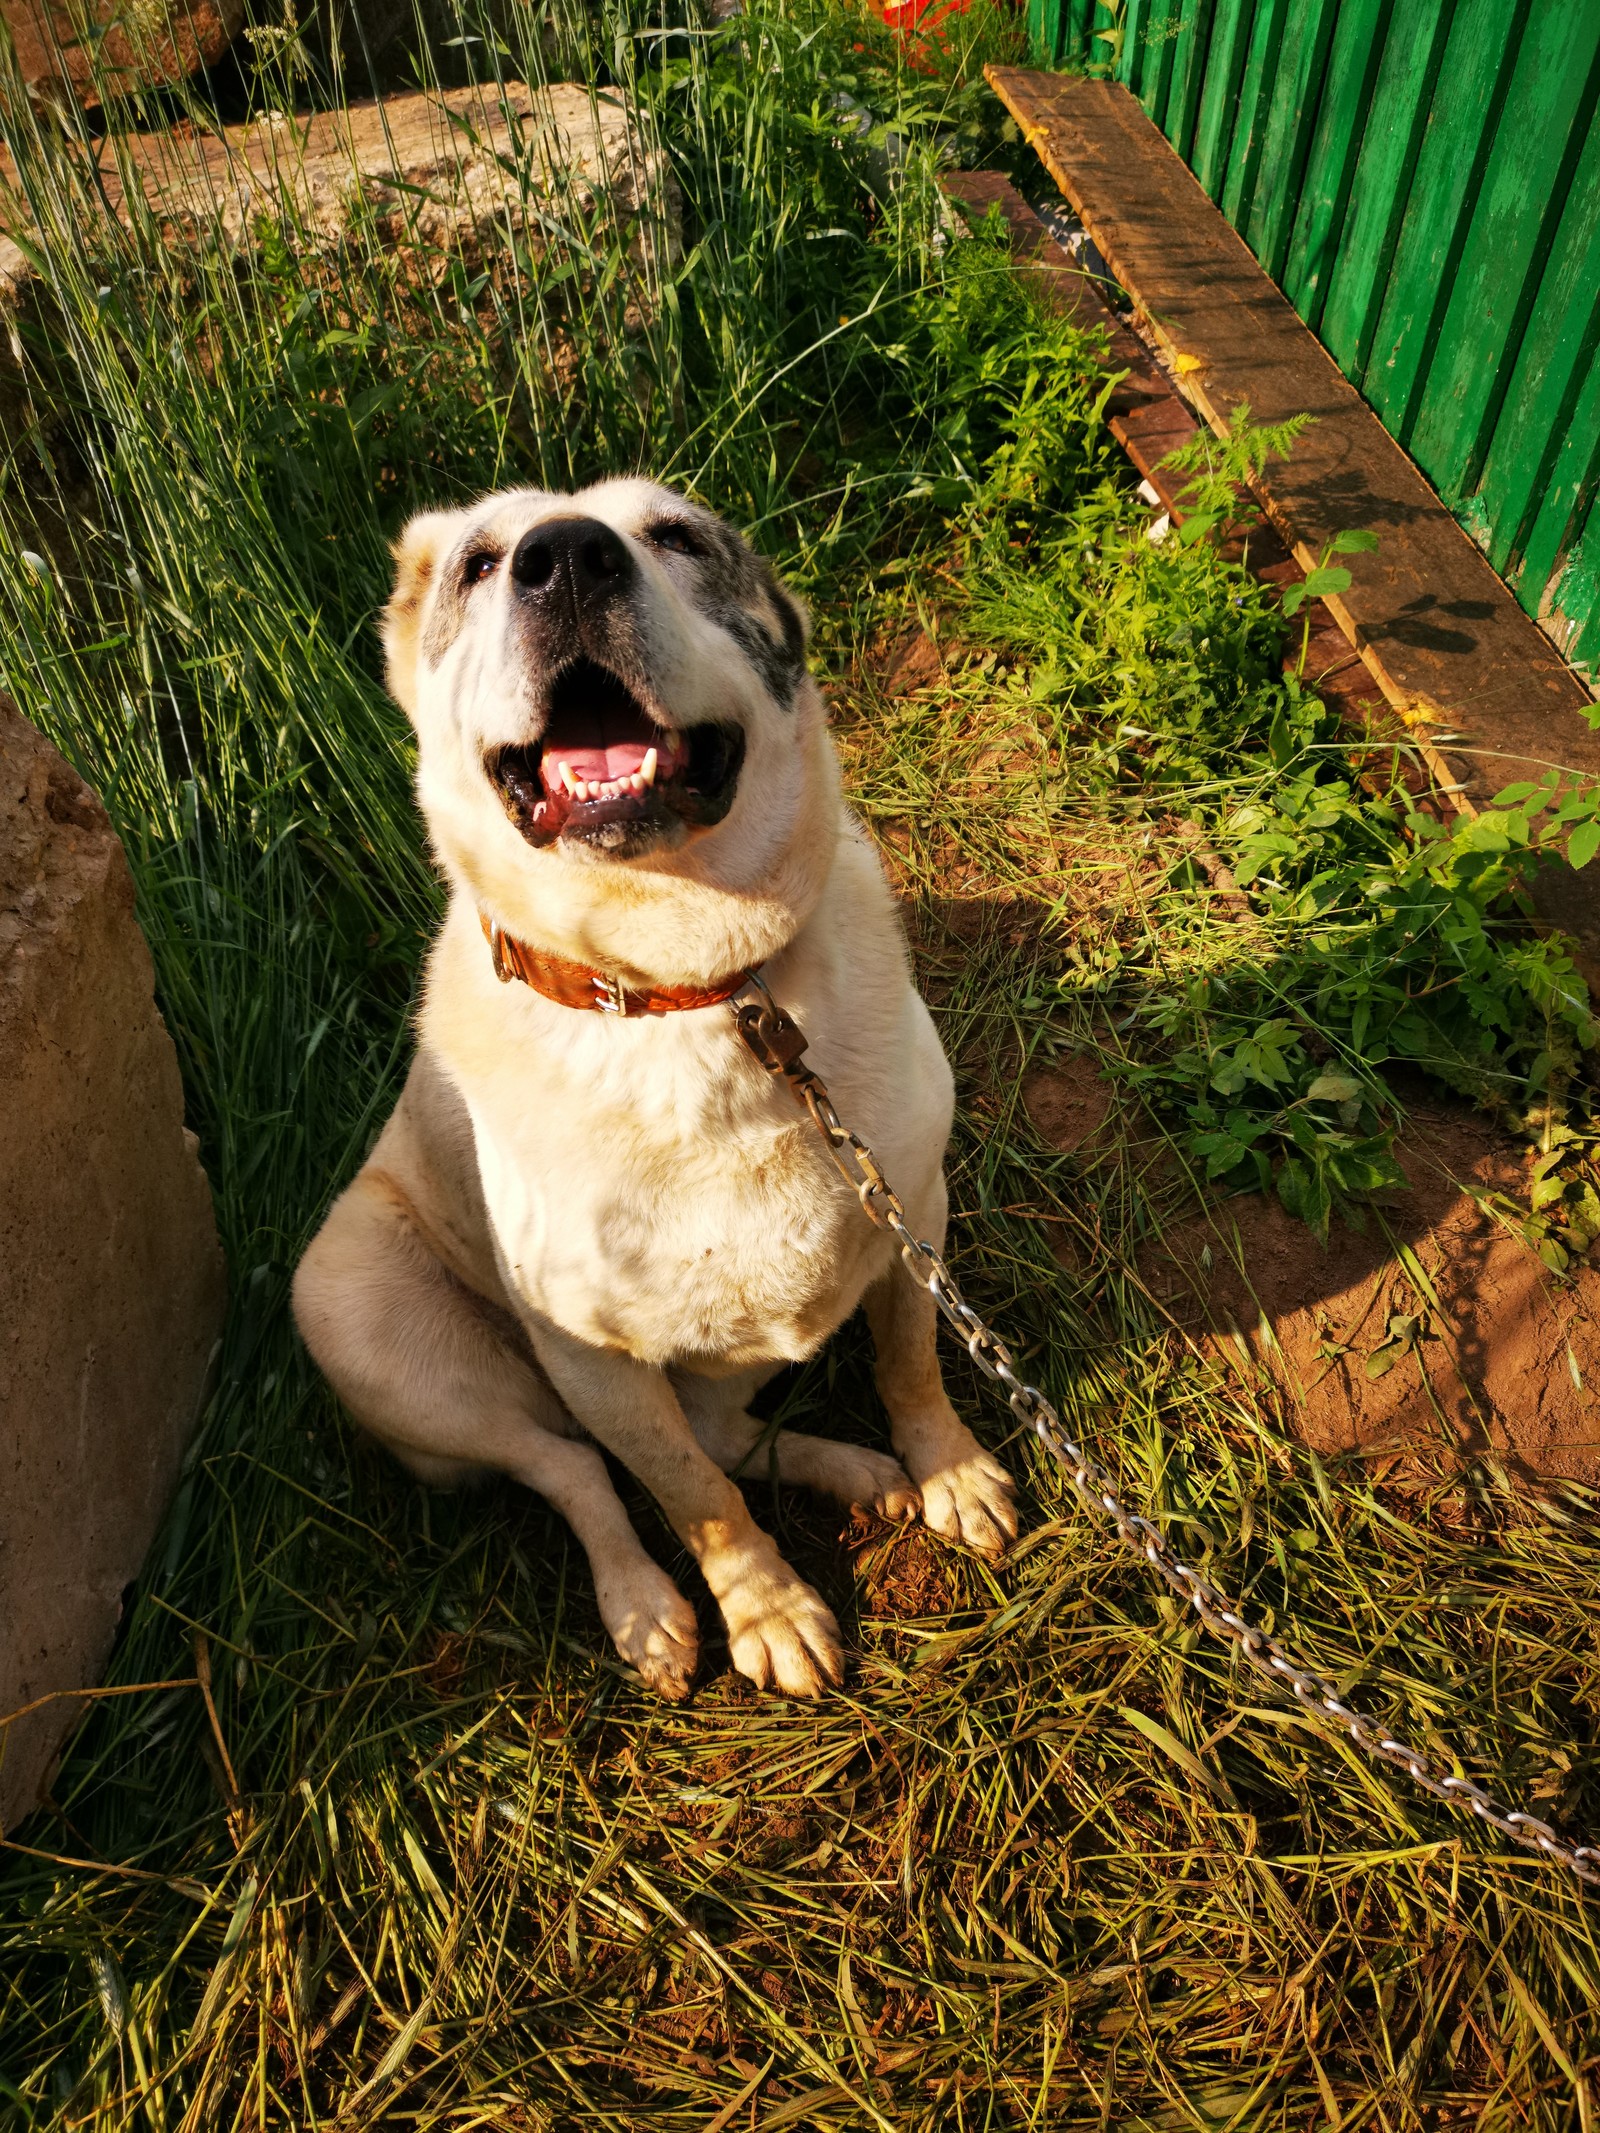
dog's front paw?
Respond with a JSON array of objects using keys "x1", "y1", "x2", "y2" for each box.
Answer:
[
  {"x1": 721, "y1": 1565, "x2": 844, "y2": 1698},
  {"x1": 596, "y1": 1560, "x2": 700, "y2": 1701},
  {"x1": 816, "y1": 1443, "x2": 921, "y2": 1523},
  {"x1": 912, "y1": 1440, "x2": 1018, "y2": 1560}
]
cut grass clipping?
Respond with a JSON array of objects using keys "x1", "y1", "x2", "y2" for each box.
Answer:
[{"x1": 4, "y1": 0, "x2": 1600, "y2": 2126}]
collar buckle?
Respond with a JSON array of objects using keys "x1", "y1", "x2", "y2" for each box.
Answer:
[{"x1": 593, "y1": 972, "x2": 628, "y2": 1016}]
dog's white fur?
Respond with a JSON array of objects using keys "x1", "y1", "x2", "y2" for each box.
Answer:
[{"x1": 292, "y1": 477, "x2": 1016, "y2": 1699}]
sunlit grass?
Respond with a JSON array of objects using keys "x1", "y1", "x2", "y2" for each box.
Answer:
[{"x1": 2, "y1": 0, "x2": 1600, "y2": 2124}]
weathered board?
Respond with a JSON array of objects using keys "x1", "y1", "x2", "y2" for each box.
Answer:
[
  {"x1": 986, "y1": 73, "x2": 1600, "y2": 783},
  {"x1": 1025, "y1": 0, "x2": 1600, "y2": 679}
]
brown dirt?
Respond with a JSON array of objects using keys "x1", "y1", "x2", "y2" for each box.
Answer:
[
  {"x1": 1024, "y1": 1055, "x2": 1600, "y2": 1487},
  {"x1": 1020, "y1": 1051, "x2": 1115, "y2": 1156},
  {"x1": 881, "y1": 625, "x2": 947, "y2": 696}
]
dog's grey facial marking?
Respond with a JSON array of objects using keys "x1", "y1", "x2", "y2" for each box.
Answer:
[
  {"x1": 646, "y1": 511, "x2": 808, "y2": 708},
  {"x1": 421, "y1": 529, "x2": 502, "y2": 668}
]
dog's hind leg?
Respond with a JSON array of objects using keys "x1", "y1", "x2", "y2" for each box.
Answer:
[
  {"x1": 672, "y1": 1369, "x2": 920, "y2": 1523},
  {"x1": 293, "y1": 1171, "x2": 700, "y2": 1700}
]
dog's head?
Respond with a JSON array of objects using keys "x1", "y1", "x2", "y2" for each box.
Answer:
[{"x1": 384, "y1": 479, "x2": 816, "y2": 901}]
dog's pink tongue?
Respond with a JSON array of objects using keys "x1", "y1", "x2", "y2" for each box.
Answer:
[{"x1": 554, "y1": 739, "x2": 652, "y2": 783}]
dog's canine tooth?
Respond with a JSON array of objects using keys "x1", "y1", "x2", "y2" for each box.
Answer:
[{"x1": 641, "y1": 747, "x2": 658, "y2": 788}]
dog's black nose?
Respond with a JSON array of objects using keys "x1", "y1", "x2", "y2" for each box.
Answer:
[{"x1": 510, "y1": 517, "x2": 635, "y2": 604}]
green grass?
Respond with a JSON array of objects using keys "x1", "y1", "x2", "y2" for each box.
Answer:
[{"x1": 3, "y1": 1, "x2": 1600, "y2": 2125}]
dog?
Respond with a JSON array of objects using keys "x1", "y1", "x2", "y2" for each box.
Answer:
[{"x1": 292, "y1": 479, "x2": 1018, "y2": 1700}]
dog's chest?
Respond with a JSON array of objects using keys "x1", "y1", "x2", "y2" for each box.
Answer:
[{"x1": 466, "y1": 1044, "x2": 889, "y2": 1365}]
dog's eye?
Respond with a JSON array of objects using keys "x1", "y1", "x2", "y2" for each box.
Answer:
[
  {"x1": 647, "y1": 522, "x2": 701, "y2": 559},
  {"x1": 462, "y1": 551, "x2": 499, "y2": 587}
]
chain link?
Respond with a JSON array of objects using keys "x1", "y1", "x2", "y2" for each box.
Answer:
[{"x1": 731, "y1": 981, "x2": 1600, "y2": 1893}]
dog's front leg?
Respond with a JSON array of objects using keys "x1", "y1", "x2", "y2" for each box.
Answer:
[
  {"x1": 864, "y1": 1175, "x2": 1019, "y2": 1560},
  {"x1": 527, "y1": 1321, "x2": 845, "y2": 1697}
]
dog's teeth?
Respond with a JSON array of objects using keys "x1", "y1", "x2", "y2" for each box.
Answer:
[
  {"x1": 574, "y1": 778, "x2": 589, "y2": 801},
  {"x1": 630, "y1": 773, "x2": 644, "y2": 793},
  {"x1": 641, "y1": 747, "x2": 657, "y2": 788}
]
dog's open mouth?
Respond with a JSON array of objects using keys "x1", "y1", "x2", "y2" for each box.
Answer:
[{"x1": 488, "y1": 659, "x2": 744, "y2": 850}]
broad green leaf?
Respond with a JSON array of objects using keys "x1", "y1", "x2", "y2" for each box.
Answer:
[
  {"x1": 1306, "y1": 1071, "x2": 1360, "y2": 1102},
  {"x1": 1301, "y1": 564, "x2": 1353, "y2": 598}
]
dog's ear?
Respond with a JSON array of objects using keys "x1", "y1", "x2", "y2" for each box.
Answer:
[
  {"x1": 778, "y1": 581, "x2": 811, "y2": 655},
  {"x1": 382, "y1": 510, "x2": 457, "y2": 714}
]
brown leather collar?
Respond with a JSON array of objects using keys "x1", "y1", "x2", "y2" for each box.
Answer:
[{"x1": 480, "y1": 913, "x2": 751, "y2": 1017}]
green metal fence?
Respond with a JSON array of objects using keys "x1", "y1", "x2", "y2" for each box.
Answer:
[{"x1": 1025, "y1": 0, "x2": 1600, "y2": 679}]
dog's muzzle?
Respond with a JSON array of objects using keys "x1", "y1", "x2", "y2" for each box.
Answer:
[{"x1": 487, "y1": 658, "x2": 744, "y2": 854}]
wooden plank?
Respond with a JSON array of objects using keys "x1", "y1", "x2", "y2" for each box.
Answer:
[
  {"x1": 1280, "y1": 0, "x2": 1389, "y2": 329},
  {"x1": 1190, "y1": 0, "x2": 1257, "y2": 199},
  {"x1": 1407, "y1": 7, "x2": 1600, "y2": 507},
  {"x1": 985, "y1": 68, "x2": 1600, "y2": 815},
  {"x1": 941, "y1": 167, "x2": 1406, "y2": 755},
  {"x1": 1476, "y1": 126, "x2": 1600, "y2": 585},
  {"x1": 1219, "y1": 0, "x2": 1288, "y2": 230},
  {"x1": 1317, "y1": 0, "x2": 1454, "y2": 379},
  {"x1": 939, "y1": 168, "x2": 1193, "y2": 500},
  {"x1": 1359, "y1": 0, "x2": 1528, "y2": 443},
  {"x1": 1243, "y1": 0, "x2": 1341, "y2": 283}
]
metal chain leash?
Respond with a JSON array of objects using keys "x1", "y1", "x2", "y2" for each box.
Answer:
[{"x1": 730, "y1": 974, "x2": 1600, "y2": 1893}]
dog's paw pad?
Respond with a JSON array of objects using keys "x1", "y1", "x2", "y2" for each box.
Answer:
[
  {"x1": 918, "y1": 1449, "x2": 1018, "y2": 1560},
  {"x1": 725, "y1": 1575, "x2": 843, "y2": 1698},
  {"x1": 600, "y1": 1565, "x2": 700, "y2": 1702}
]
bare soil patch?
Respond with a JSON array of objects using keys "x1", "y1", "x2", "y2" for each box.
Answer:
[{"x1": 1025, "y1": 1056, "x2": 1600, "y2": 1487}]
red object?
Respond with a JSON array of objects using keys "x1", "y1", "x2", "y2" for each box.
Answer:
[
  {"x1": 882, "y1": 0, "x2": 970, "y2": 26},
  {"x1": 876, "y1": 0, "x2": 975, "y2": 68}
]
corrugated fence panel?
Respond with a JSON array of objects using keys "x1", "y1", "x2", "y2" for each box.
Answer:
[
  {"x1": 1475, "y1": 106, "x2": 1600, "y2": 589},
  {"x1": 1028, "y1": 0, "x2": 1600, "y2": 674},
  {"x1": 1317, "y1": 0, "x2": 1451, "y2": 379},
  {"x1": 1190, "y1": 0, "x2": 1254, "y2": 196},
  {"x1": 1407, "y1": 9, "x2": 1600, "y2": 510},
  {"x1": 1279, "y1": 0, "x2": 1386, "y2": 327},
  {"x1": 1243, "y1": 0, "x2": 1339, "y2": 280},
  {"x1": 1221, "y1": 0, "x2": 1288, "y2": 229}
]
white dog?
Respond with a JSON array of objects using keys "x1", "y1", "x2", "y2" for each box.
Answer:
[{"x1": 292, "y1": 479, "x2": 1017, "y2": 1699}]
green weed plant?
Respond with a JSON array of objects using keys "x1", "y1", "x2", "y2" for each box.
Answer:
[{"x1": 958, "y1": 389, "x2": 1600, "y2": 1244}]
